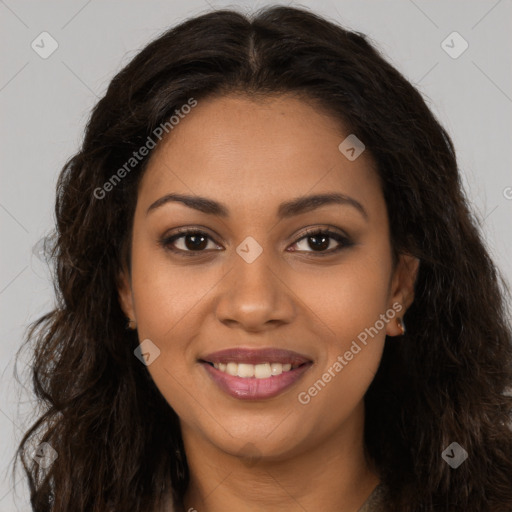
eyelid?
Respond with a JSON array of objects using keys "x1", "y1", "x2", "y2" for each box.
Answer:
[{"x1": 296, "y1": 225, "x2": 350, "y2": 242}]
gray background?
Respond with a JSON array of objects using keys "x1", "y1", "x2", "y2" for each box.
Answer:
[{"x1": 1, "y1": 1, "x2": 511, "y2": 510}]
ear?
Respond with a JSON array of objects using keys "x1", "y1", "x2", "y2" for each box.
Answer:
[
  {"x1": 386, "y1": 253, "x2": 420, "y2": 336},
  {"x1": 116, "y1": 266, "x2": 136, "y2": 323}
]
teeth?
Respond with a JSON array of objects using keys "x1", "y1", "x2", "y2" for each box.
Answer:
[
  {"x1": 254, "y1": 363, "x2": 271, "y2": 379},
  {"x1": 271, "y1": 363, "x2": 282, "y2": 375},
  {"x1": 211, "y1": 361, "x2": 298, "y2": 378},
  {"x1": 226, "y1": 362, "x2": 238, "y2": 376},
  {"x1": 237, "y1": 363, "x2": 254, "y2": 378}
]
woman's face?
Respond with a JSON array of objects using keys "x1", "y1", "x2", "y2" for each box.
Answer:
[{"x1": 118, "y1": 93, "x2": 418, "y2": 462}]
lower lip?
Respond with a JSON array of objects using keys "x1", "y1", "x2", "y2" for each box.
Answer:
[{"x1": 201, "y1": 362, "x2": 312, "y2": 400}]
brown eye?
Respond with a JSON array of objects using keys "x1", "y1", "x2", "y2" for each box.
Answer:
[
  {"x1": 161, "y1": 229, "x2": 221, "y2": 254},
  {"x1": 289, "y1": 229, "x2": 353, "y2": 255}
]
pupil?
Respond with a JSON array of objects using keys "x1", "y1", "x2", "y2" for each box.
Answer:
[
  {"x1": 309, "y1": 234, "x2": 329, "y2": 251},
  {"x1": 186, "y1": 234, "x2": 207, "y2": 250}
]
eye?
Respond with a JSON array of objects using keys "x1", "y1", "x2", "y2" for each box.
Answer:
[
  {"x1": 288, "y1": 228, "x2": 353, "y2": 255},
  {"x1": 159, "y1": 226, "x2": 353, "y2": 257},
  {"x1": 160, "y1": 228, "x2": 221, "y2": 255}
]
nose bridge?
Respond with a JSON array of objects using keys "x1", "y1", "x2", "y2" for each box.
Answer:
[{"x1": 214, "y1": 236, "x2": 295, "y2": 329}]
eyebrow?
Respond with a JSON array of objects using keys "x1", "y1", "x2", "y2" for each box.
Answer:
[{"x1": 146, "y1": 192, "x2": 368, "y2": 221}]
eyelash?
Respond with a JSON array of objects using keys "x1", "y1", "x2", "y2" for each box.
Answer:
[{"x1": 159, "y1": 226, "x2": 353, "y2": 257}]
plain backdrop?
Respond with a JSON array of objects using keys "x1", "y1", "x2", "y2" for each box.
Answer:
[{"x1": 1, "y1": 1, "x2": 511, "y2": 510}]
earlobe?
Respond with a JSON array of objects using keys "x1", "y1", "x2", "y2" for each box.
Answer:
[
  {"x1": 396, "y1": 316, "x2": 406, "y2": 336},
  {"x1": 386, "y1": 253, "x2": 420, "y2": 337}
]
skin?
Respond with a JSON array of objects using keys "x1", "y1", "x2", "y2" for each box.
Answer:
[{"x1": 118, "y1": 93, "x2": 419, "y2": 512}]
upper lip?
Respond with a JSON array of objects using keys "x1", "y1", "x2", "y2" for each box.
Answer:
[{"x1": 200, "y1": 348, "x2": 312, "y2": 366}]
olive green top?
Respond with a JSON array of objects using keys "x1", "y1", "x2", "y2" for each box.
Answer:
[{"x1": 357, "y1": 483, "x2": 387, "y2": 512}]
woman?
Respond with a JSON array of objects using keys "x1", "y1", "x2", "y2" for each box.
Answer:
[{"x1": 15, "y1": 5, "x2": 512, "y2": 512}]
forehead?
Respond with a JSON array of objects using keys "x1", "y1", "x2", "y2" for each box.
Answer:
[{"x1": 137, "y1": 94, "x2": 383, "y2": 220}]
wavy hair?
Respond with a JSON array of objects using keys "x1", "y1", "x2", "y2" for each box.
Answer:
[{"x1": 14, "y1": 5, "x2": 512, "y2": 512}]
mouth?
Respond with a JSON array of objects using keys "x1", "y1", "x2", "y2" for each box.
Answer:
[{"x1": 198, "y1": 347, "x2": 313, "y2": 400}]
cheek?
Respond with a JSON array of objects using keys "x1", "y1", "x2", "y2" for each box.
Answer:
[
  {"x1": 128, "y1": 245, "x2": 215, "y2": 420},
  {"x1": 293, "y1": 243, "x2": 392, "y2": 410},
  {"x1": 130, "y1": 238, "x2": 211, "y2": 343},
  {"x1": 300, "y1": 246, "x2": 392, "y2": 347}
]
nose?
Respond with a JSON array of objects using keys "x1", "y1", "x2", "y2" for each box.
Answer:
[{"x1": 214, "y1": 249, "x2": 296, "y2": 332}]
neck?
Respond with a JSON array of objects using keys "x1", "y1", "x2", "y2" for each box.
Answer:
[{"x1": 180, "y1": 402, "x2": 380, "y2": 512}]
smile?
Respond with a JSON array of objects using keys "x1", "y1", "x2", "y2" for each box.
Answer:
[{"x1": 199, "y1": 347, "x2": 313, "y2": 400}]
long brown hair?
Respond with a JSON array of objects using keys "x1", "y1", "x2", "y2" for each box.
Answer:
[{"x1": 14, "y1": 5, "x2": 512, "y2": 511}]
